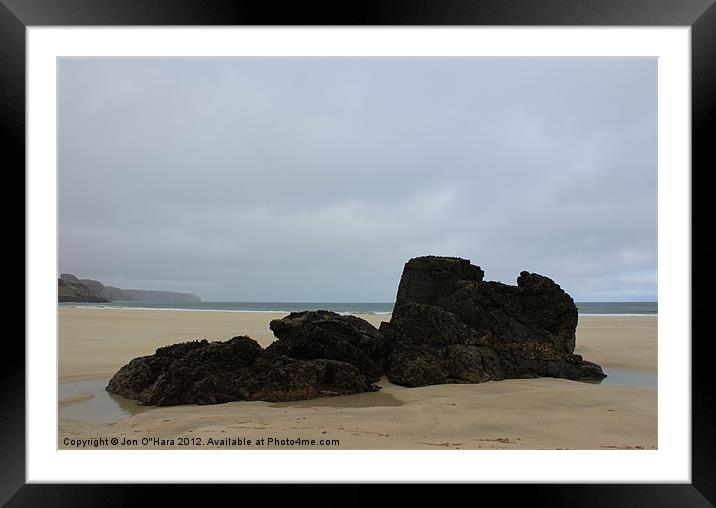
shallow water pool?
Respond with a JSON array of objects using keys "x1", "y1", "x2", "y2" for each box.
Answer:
[
  {"x1": 59, "y1": 378, "x2": 147, "y2": 425},
  {"x1": 595, "y1": 368, "x2": 657, "y2": 389}
]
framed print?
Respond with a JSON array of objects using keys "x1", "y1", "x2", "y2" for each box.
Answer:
[{"x1": 6, "y1": 0, "x2": 715, "y2": 504}]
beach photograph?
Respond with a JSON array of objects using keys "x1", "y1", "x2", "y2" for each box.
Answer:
[{"x1": 57, "y1": 57, "x2": 657, "y2": 451}]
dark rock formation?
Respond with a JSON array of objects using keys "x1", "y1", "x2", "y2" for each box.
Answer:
[
  {"x1": 268, "y1": 310, "x2": 386, "y2": 382},
  {"x1": 381, "y1": 256, "x2": 605, "y2": 386},
  {"x1": 106, "y1": 336, "x2": 376, "y2": 406},
  {"x1": 106, "y1": 255, "x2": 606, "y2": 406},
  {"x1": 59, "y1": 273, "x2": 202, "y2": 303},
  {"x1": 58, "y1": 278, "x2": 110, "y2": 303}
]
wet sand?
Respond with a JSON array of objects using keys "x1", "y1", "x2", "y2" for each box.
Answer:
[
  {"x1": 58, "y1": 309, "x2": 657, "y2": 449},
  {"x1": 574, "y1": 316, "x2": 657, "y2": 372}
]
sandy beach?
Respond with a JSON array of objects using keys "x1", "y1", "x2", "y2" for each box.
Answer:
[{"x1": 58, "y1": 308, "x2": 657, "y2": 450}]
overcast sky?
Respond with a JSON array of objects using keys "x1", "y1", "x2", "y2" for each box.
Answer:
[{"x1": 58, "y1": 58, "x2": 657, "y2": 302}]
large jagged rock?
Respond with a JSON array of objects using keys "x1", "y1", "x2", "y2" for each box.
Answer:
[
  {"x1": 381, "y1": 256, "x2": 605, "y2": 386},
  {"x1": 268, "y1": 310, "x2": 386, "y2": 382},
  {"x1": 106, "y1": 336, "x2": 375, "y2": 406}
]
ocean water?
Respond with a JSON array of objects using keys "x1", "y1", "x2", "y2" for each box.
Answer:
[
  {"x1": 575, "y1": 302, "x2": 657, "y2": 316},
  {"x1": 59, "y1": 301, "x2": 657, "y2": 316},
  {"x1": 60, "y1": 301, "x2": 394, "y2": 314}
]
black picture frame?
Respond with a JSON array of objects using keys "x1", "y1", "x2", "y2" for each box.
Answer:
[{"x1": 6, "y1": 0, "x2": 714, "y2": 505}]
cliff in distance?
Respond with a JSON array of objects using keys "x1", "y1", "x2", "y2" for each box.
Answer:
[
  {"x1": 58, "y1": 278, "x2": 110, "y2": 303},
  {"x1": 58, "y1": 273, "x2": 201, "y2": 303}
]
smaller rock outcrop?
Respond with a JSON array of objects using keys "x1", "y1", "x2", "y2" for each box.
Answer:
[
  {"x1": 268, "y1": 311, "x2": 386, "y2": 382},
  {"x1": 106, "y1": 336, "x2": 375, "y2": 406}
]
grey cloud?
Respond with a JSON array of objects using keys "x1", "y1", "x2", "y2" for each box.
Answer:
[{"x1": 59, "y1": 57, "x2": 656, "y2": 301}]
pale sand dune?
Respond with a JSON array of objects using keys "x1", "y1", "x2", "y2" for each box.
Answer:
[{"x1": 58, "y1": 308, "x2": 657, "y2": 449}]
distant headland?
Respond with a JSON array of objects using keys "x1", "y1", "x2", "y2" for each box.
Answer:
[{"x1": 58, "y1": 273, "x2": 201, "y2": 303}]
